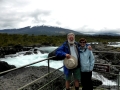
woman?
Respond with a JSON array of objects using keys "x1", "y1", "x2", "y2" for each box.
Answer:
[{"x1": 79, "y1": 38, "x2": 95, "y2": 90}]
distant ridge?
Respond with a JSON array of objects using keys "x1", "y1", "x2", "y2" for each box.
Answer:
[
  {"x1": 0, "y1": 25, "x2": 83, "y2": 35},
  {"x1": 93, "y1": 32, "x2": 120, "y2": 36}
]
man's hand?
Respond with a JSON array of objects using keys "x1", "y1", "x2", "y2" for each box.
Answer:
[
  {"x1": 65, "y1": 54, "x2": 71, "y2": 59},
  {"x1": 88, "y1": 45, "x2": 92, "y2": 50}
]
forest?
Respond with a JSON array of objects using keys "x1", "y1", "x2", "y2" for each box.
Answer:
[{"x1": 0, "y1": 33, "x2": 120, "y2": 47}]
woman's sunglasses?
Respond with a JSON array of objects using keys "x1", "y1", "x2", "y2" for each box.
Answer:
[{"x1": 80, "y1": 41, "x2": 86, "y2": 43}]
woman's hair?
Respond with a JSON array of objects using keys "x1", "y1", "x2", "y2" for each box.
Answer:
[{"x1": 79, "y1": 38, "x2": 87, "y2": 43}]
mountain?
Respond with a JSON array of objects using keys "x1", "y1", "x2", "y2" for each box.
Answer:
[
  {"x1": 93, "y1": 32, "x2": 120, "y2": 36},
  {"x1": 0, "y1": 25, "x2": 83, "y2": 35}
]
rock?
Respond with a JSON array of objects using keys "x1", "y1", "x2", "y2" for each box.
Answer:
[
  {"x1": 0, "y1": 66, "x2": 65, "y2": 90},
  {"x1": 0, "y1": 66, "x2": 103, "y2": 90},
  {"x1": 0, "y1": 46, "x2": 32, "y2": 58},
  {"x1": 92, "y1": 78, "x2": 102, "y2": 87},
  {"x1": 24, "y1": 51, "x2": 33, "y2": 55},
  {"x1": 0, "y1": 61, "x2": 16, "y2": 75}
]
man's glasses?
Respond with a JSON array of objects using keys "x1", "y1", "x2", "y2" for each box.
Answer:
[{"x1": 80, "y1": 42, "x2": 86, "y2": 43}]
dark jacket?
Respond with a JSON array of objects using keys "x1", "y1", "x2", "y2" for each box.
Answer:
[{"x1": 55, "y1": 41, "x2": 80, "y2": 76}]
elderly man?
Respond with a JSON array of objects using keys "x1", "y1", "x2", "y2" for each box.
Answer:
[{"x1": 56, "y1": 33, "x2": 80, "y2": 90}]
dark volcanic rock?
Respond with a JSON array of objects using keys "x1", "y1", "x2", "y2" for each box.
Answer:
[
  {"x1": 92, "y1": 78, "x2": 102, "y2": 87},
  {"x1": 0, "y1": 45, "x2": 32, "y2": 58},
  {"x1": 0, "y1": 65, "x2": 103, "y2": 90},
  {"x1": 0, "y1": 66, "x2": 65, "y2": 90},
  {"x1": 0, "y1": 61, "x2": 16, "y2": 75}
]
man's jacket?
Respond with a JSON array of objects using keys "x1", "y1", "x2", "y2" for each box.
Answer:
[{"x1": 55, "y1": 41, "x2": 80, "y2": 76}]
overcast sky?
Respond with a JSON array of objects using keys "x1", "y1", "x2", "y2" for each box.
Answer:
[{"x1": 0, "y1": 0, "x2": 120, "y2": 34}]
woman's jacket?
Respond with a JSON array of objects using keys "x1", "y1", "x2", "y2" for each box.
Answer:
[{"x1": 79, "y1": 45, "x2": 95, "y2": 72}]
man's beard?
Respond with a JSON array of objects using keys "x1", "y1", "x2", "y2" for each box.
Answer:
[{"x1": 68, "y1": 39, "x2": 75, "y2": 44}]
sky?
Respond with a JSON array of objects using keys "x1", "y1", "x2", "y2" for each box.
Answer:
[{"x1": 0, "y1": 0, "x2": 120, "y2": 34}]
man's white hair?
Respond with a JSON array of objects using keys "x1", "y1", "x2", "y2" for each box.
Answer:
[
  {"x1": 67, "y1": 33, "x2": 75, "y2": 44},
  {"x1": 67, "y1": 33, "x2": 75, "y2": 38}
]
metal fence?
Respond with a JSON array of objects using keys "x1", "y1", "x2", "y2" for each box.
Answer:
[{"x1": 0, "y1": 51, "x2": 120, "y2": 90}]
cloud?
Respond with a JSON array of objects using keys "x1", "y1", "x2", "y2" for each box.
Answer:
[
  {"x1": 30, "y1": 10, "x2": 51, "y2": 23},
  {"x1": 0, "y1": 0, "x2": 120, "y2": 34},
  {"x1": 0, "y1": 0, "x2": 51, "y2": 29}
]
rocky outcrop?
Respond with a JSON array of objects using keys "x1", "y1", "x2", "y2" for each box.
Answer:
[
  {"x1": 0, "y1": 66, "x2": 65, "y2": 90},
  {"x1": 0, "y1": 45, "x2": 46, "y2": 58},
  {"x1": 0, "y1": 66, "x2": 102, "y2": 90},
  {"x1": 91, "y1": 44, "x2": 120, "y2": 83},
  {"x1": 92, "y1": 78, "x2": 102, "y2": 87},
  {"x1": 0, "y1": 45, "x2": 32, "y2": 58},
  {"x1": 0, "y1": 61, "x2": 16, "y2": 75},
  {"x1": 24, "y1": 48, "x2": 45, "y2": 55}
]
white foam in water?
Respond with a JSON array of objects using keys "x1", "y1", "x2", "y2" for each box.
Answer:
[
  {"x1": 0, "y1": 46, "x2": 118, "y2": 86},
  {"x1": 108, "y1": 44, "x2": 120, "y2": 47},
  {"x1": 1, "y1": 51, "x2": 48, "y2": 67},
  {"x1": 92, "y1": 72, "x2": 117, "y2": 86},
  {"x1": 107, "y1": 42, "x2": 120, "y2": 47}
]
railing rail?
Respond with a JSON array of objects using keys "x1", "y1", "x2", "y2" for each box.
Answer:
[
  {"x1": 18, "y1": 66, "x2": 63, "y2": 90},
  {"x1": 0, "y1": 51, "x2": 120, "y2": 90},
  {"x1": 0, "y1": 55, "x2": 65, "y2": 90},
  {"x1": 0, "y1": 56, "x2": 56, "y2": 75}
]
